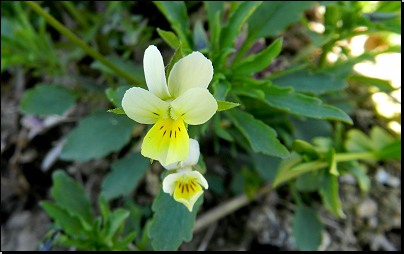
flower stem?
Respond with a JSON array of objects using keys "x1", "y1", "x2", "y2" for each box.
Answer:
[{"x1": 24, "y1": 1, "x2": 143, "y2": 85}]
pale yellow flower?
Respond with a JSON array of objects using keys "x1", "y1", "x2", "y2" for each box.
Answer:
[
  {"x1": 162, "y1": 139, "x2": 208, "y2": 212},
  {"x1": 122, "y1": 45, "x2": 217, "y2": 166}
]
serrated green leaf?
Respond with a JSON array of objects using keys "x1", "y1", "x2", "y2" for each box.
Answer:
[
  {"x1": 60, "y1": 111, "x2": 136, "y2": 162},
  {"x1": 219, "y1": 1, "x2": 261, "y2": 50},
  {"x1": 319, "y1": 172, "x2": 346, "y2": 219},
  {"x1": 226, "y1": 109, "x2": 289, "y2": 158},
  {"x1": 232, "y1": 37, "x2": 283, "y2": 76},
  {"x1": 166, "y1": 42, "x2": 183, "y2": 79},
  {"x1": 107, "y1": 107, "x2": 126, "y2": 114},
  {"x1": 293, "y1": 205, "x2": 323, "y2": 251},
  {"x1": 40, "y1": 201, "x2": 85, "y2": 236},
  {"x1": 217, "y1": 100, "x2": 240, "y2": 111},
  {"x1": 153, "y1": 1, "x2": 191, "y2": 49},
  {"x1": 101, "y1": 152, "x2": 150, "y2": 200},
  {"x1": 270, "y1": 70, "x2": 348, "y2": 95},
  {"x1": 157, "y1": 28, "x2": 180, "y2": 49},
  {"x1": 261, "y1": 86, "x2": 353, "y2": 124},
  {"x1": 20, "y1": 84, "x2": 76, "y2": 116},
  {"x1": 148, "y1": 189, "x2": 203, "y2": 251},
  {"x1": 50, "y1": 170, "x2": 93, "y2": 225}
]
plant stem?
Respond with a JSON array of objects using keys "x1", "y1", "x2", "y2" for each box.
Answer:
[
  {"x1": 24, "y1": 1, "x2": 143, "y2": 85},
  {"x1": 335, "y1": 151, "x2": 376, "y2": 162}
]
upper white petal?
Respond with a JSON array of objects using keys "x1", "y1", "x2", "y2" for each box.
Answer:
[
  {"x1": 170, "y1": 88, "x2": 218, "y2": 125},
  {"x1": 163, "y1": 139, "x2": 200, "y2": 170},
  {"x1": 143, "y1": 45, "x2": 171, "y2": 100},
  {"x1": 122, "y1": 87, "x2": 169, "y2": 124},
  {"x1": 167, "y1": 51, "x2": 213, "y2": 98}
]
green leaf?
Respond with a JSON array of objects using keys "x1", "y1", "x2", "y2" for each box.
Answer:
[
  {"x1": 247, "y1": 1, "x2": 314, "y2": 40},
  {"x1": 344, "y1": 129, "x2": 375, "y2": 153},
  {"x1": 261, "y1": 86, "x2": 353, "y2": 124},
  {"x1": 50, "y1": 170, "x2": 93, "y2": 225},
  {"x1": 270, "y1": 70, "x2": 348, "y2": 95},
  {"x1": 376, "y1": 139, "x2": 401, "y2": 159},
  {"x1": 292, "y1": 205, "x2": 323, "y2": 251},
  {"x1": 217, "y1": 100, "x2": 240, "y2": 111},
  {"x1": 104, "y1": 209, "x2": 130, "y2": 238},
  {"x1": 226, "y1": 109, "x2": 289, "y2": 158},
  {"x1": 40, "y1": 201, "x2": 85, "y2": 236},
  {"x1": 148, "y1": 189, "x2": 203, "y2": 251},
  {"x1": 348, "y1": 75, "x2": 396, "y2": 92},
  {"x1": 204, "y1": 1, "x2": 224, "y2": 51},
  {"x1": 251, "y1": 152, "x2": 281, "y2": 181},
  {"x1": 295, "y1": 171, "x2": 321, "y2": 192},
  {"x1": 166, "y1": 42, "x2": 183, "y2": 79},
  {"x1": 60, "y1": 111, "x2": 136, "y2": 162},
  {"x1": 213, "y1": 114, "x2": 233, "y2": 142},
  {"x1": 157, "y1": 28, "x2": 180, "y2": 49},
  {"x1": 90, "y1": 56, "x2": 145, "y2": 85},
  {"x1": 98, "y1": 194, "x2": 110, "y2": 223},
  {"x1": 232, "y1": 37, "x2": 283, "y2": 76},
  {"x1": 107, "y1": 107, "x2": 126, "y2": 114},
  {"x1": 20, "y1": 84, "x2": 76, "y2": 116},
  {"x1": 369, "y1": 126, "x2": 395, "y2": 150},
  {"x1": 291, "y1": 140, "x2": 321, "y2": 161},
  {"x1": 105, "y1": 85, "x2": 132, "y2": 108},
  {"x1": 101, "y1": 152, "x2": 150, "y2": 200},
  {"x1": 343, "y1": 162, "x2": 370, "y2": 192},
  {"x1": 319, "y1": 172, "x2": 346, "y2": 219},
  {"x1": 219, "y1": 1, "x2": 261, "y2": 50},
  {"x1": 212, "y1": 79, "x2": 231, "y2": 101},
  {"x1": 193, "y1": 20, "x2": 209, "y2": 50},
  {"x1": 153, "y1": 1, "x2": 191, "y2": 49}
]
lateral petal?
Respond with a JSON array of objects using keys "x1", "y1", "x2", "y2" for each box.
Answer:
[
  {"x1": 170, "y1": 88, "x2": 218, "y2": 125},
  {"x1": 168, "y1": 51, "x2": 213, "y2": 98},
  {"x1": 143, "y1": 45, "x2": 171, "y2": 100},
  {"x1": 122, "y1": 87, "x2": 169, "y2": 124},
  {"x1": 141, "y1": 118, "x2": 189, "y2": 166}
]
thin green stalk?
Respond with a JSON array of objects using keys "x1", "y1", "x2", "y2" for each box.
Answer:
[
  {"x1": 335, "y1": 151, "x2": 377, "y2": 162},
  {"x1": 24, "y1": 1, "x2": 143, "y2": 85},
  {"x1": 60, "y1": 1, "x2": 89, "y2": 29}
]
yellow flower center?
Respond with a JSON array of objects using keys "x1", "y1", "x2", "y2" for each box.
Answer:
[{"x1": 173, "y1": 178, "x2": 202, "y2": 202}]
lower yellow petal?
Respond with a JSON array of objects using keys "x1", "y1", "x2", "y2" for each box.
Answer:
[
  {"x1": 141, "y1": 118, "x2": 189, "y2": 166},
  {"x1": 173, "y1": 179, "x2": 203, "y2": 212}
]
